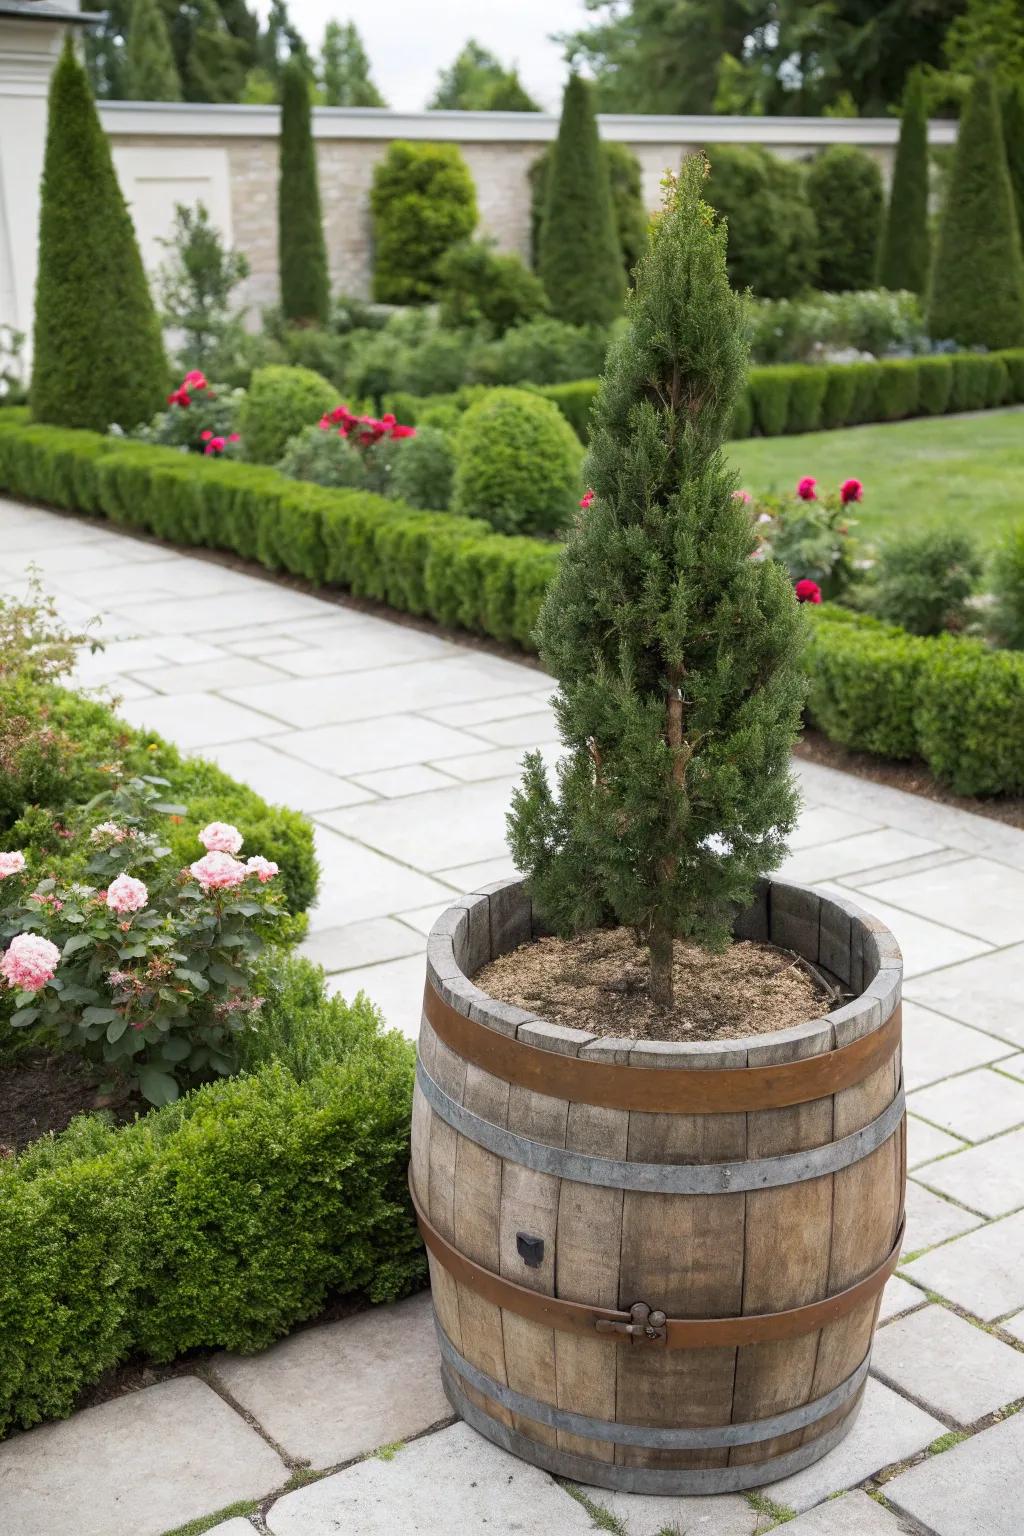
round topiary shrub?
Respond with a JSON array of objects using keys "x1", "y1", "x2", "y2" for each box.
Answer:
[
  {"x1": 706, "y1": 145, "x2": 818, "y2": 298},
  {"x1": 383, "y1": 426, "x2": 456, "y2": 510},
  {"x1": 452, "y1": 387, "x2": 582, "y2": 535},
  {"x1": 239, "y1": 365, "x2": 337, "y2": 464},
  {"x1": 806, "y1": 146, "x2": 883, "y2": 292},
  {"x1": 370, "y1": 141, "x2": 477, "y2": 305}
]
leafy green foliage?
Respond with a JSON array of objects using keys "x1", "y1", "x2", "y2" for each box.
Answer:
[
  {"x1": 428, "y1": 39, "x2": 539, "y2": 110},
  {"x1": 707, "y1": 145, "x2": 818, "y2": 298},
  {"x1": 123, "y1": 0, "x2": 181, "y2": 100},
  {"x1": 879, "y1": 69, "x2": 931, "y2": 294},
  {"x1": 915, "y1": 637, "x2": 1024, "y2": 794},
  {"x1": 278, "y1": 60, "x2": 329, "y2": 325},
  {"x1": 383, "y1": 427, "x2": 455, "y2": 511},
  {"x1": 437, "y1": 241, "x2": 549, "y2": 334},
  {"x1": 746, "y1": 289, "x2": 925, "y2": 364},
  {"x1": 371, "y1": 142, "x2": 477, "y2": 305},
  {"x1": 452, "y1": 388, "x2": 582, "y2": 535},
  {"x1": 538, "y1": 75, "x2": 625, "y2": 327},
  {"x1": 276, "y1": 424, "x2": 382, "y2": 491},
  {"x1": 239, "y1": 364, "x2": 336, "y2": 463},
  {"x1": 1005, "y1": 84, "x2": 1024, "y2": 248},
  {"x1": 806, "y1": 147, "x2": 883, "y2": 292},
  {"x1": 989, "y1": 521, "x2": 1024, "y2": 649},
  {"x1": 871, "y1": 527, "x2": 984, "y2": 635},
  {"x1": 320, "y1": 19, "x2": 386, "y2": 106},
  {"x1": 508, "y1": 160, "x2": 806, "y2": 1005},
  {"x1": 31, "y1": 42, "x2": 167, "y2": 432},
  {"x1": 804, "y1": 607, "x2": 927, "y2": 761},
  {"x1": 927, "y1": 73, "x2": 1024, "y2": 348},
  {"x1": 157, "y1": 203, "x2": 249, "y2": 371}
]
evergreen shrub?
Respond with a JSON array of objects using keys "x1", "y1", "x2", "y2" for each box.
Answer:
[
  {"x1": 806, "y1": 146, "x2": 883, "y2": 292},
  {"x1": 452, "y1": 388, "x2": 582, "y2": 535},
  {"x1": 989, "y1": 521, "x2": 1024, "y2": 651},
  {"x1": 820, "y1": 365, "x2": 859, "y2": 430},
  {"x1": 529, "y1": 140, "x2": 648, "y2": 284},
  {"x1": 31, "y1": 42, "x2": 167, "y2": 432},
  {"x1": 383, "y1": 426, "x2": 455, "y2": 511},
  {"x1": 782, "y1": 367, "x2": 828, "y2": 433},
  {"x1": 915, "y1": 357, "x2": 955, "y2": 415},
  {"x1": 437, "y1": 241, "x2": 549, "y2": 334},
  {"x1": 874, "y1": 360, "x2": 922, "y2": 420},
  {"x1": 878, "y1": 69, "x2": 930, "y2": 294},
  {"x1": 240, "y1": 365, "x2": 337, "y2": 464},
  {"x1": 804, "y1": 608, "x2": 927, "y2": 760},
  {"x1": 915, "y1": 641, "x2": 1024, "y2": 795},
  {"x1": 278, "y1": 62, "x2": 329, "y2": 326},
  {"x1": 871, "y1": 527, "x2": 983, "y2": 636},
  {"x1": 370, "y1": 142, "x2": 477, "y2": 304},
  {"x1": 707, "y1": 145, "x2": 818, "y2": 298},
  {"x1": 749, "y1": 369, "x2": 792, "y2": 435}
]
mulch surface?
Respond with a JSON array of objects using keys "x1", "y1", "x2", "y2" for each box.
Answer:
[
  {"x1": 0, "y1": 1051, "x2": 134, "y2": 1156},
  {"x1": 475, "y1": 928, "x2": 833, "y2": 1042}
]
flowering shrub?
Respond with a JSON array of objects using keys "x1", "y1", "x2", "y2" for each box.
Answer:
[
  {"x1": 128, "y1": 370, "x2": 243, "y2": 456},
  {"x1": 869, "y1": 528, "x2": 983, "y2": 637},
  {"x1": 748, "y1": 475, "x2": 865, "y2": 600},
  {"x1": 0, "y1": 778, "x2": 284, "y2": 1105},
  {"x1": 277, "y1": 403, "x2": 418, "y2": 498}
]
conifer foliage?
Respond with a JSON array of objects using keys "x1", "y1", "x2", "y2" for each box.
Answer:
[
  {"x1": 278, "y1": 59, "x2": 329, "y2": 325},
  {"x1": 927, "y1": 72, "x2": 1024, "y2": 348},
  {"x1": 878, "y1": 69, "x2": 930, "y2": 294},
  {"x1": 538, "y1": 74, "x2": 625, "y2": 326},
  {"x1": 508, "y1": 159, "x2": 806, "y2": 1008},
  {"x1": 124, "y1": 0, "x2": 181, "y2": 101},
  {"x1": 32, "y1": 41, "x2": 167, "y2": 431}
]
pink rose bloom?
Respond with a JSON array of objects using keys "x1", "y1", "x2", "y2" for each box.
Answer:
[
  {"x1": 183, "y1": 370, "x2": 208, "y2": 391},
  {"x1": 732, "y1": 489, "x2": 752, "y2": 504},
  {"x1": 840, "y1": 478, "x2": 863, "y2": 504},
  {"x1": 199, "y1": 822, "x2": 243, "y2": 855},
  {"x1": 796, "y1": 477, "x2": 817, "y2": 501},
  {"x1": 795, "y1": 578, "x2": 823, "y2": 605},
  {"x1": 190, "y1": 851, "x2": 247, "y2": 891},
  {"x1": 0, "y1": 850, "x2": 26, "y2": 879},
  {"x1": 579, "y1": 489, "x2": 595, "y2": 510},
  {"x1": 106, "y1": 873, "x2": 148, "y2": 914},
  {"x1": 245, "y1": 855, "x2": 279, "y2": 884},
  {"x1": 1, "y1": 932, "x2": 61, "y2": 993},
  {"x1": 204, "y1": 436, "x2": 226, "y2": 456}
]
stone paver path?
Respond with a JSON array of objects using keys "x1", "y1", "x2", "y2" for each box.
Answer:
[{"x1": 3, "y1": 499, "x2": 1024, "y2": 1535}]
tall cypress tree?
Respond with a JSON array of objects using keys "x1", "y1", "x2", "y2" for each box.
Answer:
[
  {"x1": 539, "y1": 74, "x2": 625, "y2": 326},
  {"x1": 32, "y1": 41, "x2": 167, "y2": 431},
  {"x1": 1003, "y1": 83, "x2": 1024, "y2": 248},
  {"x1": 124, "y1": 0, "x2": 181, "y2": 101},
  {"x1": 509, "y1": 158, "x2": 805, "y2": 1008},
  {"x1": 278, "y1": 59, "x2": 329, "y2": 325},
  {"x1": 928, "y1": 72, "x2": 1024, "y2": 348},
  {"x1": 878, "y1": 68, "x2": 930, "y2": 294}
]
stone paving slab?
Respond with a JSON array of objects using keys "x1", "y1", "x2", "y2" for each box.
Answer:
[
  {"x1": 901, "y1": 1210, "x2": 1024, "y2": 1319},
  {"x1": 778, "y1": 1491, "x2": 910, "y2": 1533},
  {"x1": 860, "y1": 857, "x2": 1024, "y2": 946},
  {"x1": 884, "y1": 1413, "x2": 1024, "y2": 1535},
  {"x1": 907, "y1": 1068, "x2": 1024, "y2": 1143},
  {"x1": 204, "y1": 1523, "x2": 257, "y2": 1536},
  {"x1": 817, "y1": 885, "x2": 992, "y2": 978},
  {"x1": 870, "y1": 1304, "x2": 1024, "y2": 1424},
  {"x1": 322, "y1": 775, "x2": 519, "y2": 871},
  {"x1": 915, "y1": 1126, "x2": 1024, "y2": 1219},
  {"x1": 900, "y1": 1003, "x2": 1013, "y2": 1091},
  {"x1": 904, "y1": 945, "x2": 1024, "y2": 1047},
  {"x1": 760, "y1": 1379, "x2": 943, "y2": 1513},
  {"x1": 878, "y1": 1275, "x2": 929, "y2": 1324},
  {"x1": 0, "y1": 1377, "x2": 286, "y2": 1536},
  {"x1": 779, "y1": 827, "x2": 944, "y2": 885},
  {"x1": 906, "y1": 1114, "x2": 967, "y2": 1168},
  {"x1": 208, "y1": 1292, "x2": 450, "y2": 1470},
  {"x1": 903, "y1": 1179, "x2": 982, "y2": 1254},
  {"x1": 578, "y1": 1487, "x2": 759, "y2": 1535},
  {"x1": 263, "y1": 1422, "x2": 595, "y2": 1535}
]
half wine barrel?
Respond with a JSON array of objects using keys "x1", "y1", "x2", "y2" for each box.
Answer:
[{"x1": 410, "y1": 875, "x2": 905, "y2": 1495}]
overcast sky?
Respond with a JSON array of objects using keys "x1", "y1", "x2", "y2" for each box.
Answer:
[{"x1": 265, "y1": 0, "x2": 593, "y2": 111}]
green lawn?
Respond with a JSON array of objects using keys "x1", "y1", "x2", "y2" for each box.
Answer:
[{"x1": 729, "y1": 408, "x2": 1024, "y2": 551}]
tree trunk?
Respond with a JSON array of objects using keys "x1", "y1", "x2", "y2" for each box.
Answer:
[{"x1": 649, "y1": 923, "x2": 674, "y2": 1009}]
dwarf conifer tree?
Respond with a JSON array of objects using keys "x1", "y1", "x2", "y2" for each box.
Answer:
[
  {"x1": 878, "y1": 69, "x2": 930, "y2": 294},
  {"x1": 508, "y1": 158, "x2": 806, "y2": 1008},
  {"x1": 278, "y1": 59, "x2": 329, "y2": 325},
  {"x1": 539, "y1": 74, "x2": 625, "y2": 326},
  {"x1": 927, "y1": 72, "x2": 1024, "y2": 348},
  {"x1": 32, "y1": 40, "x2": 167, "y2": 431}
]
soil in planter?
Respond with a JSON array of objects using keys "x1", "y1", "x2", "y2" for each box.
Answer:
[
  {"x1": 475, "y1": 928, "x2": 834, "y2": 1042},
  {"x1": 0, "y1": 1050, "x2": 136, "y2": 1156}
]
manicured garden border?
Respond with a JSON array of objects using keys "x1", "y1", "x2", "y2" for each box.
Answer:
[
  {"x1": 0, "y1": 682, "x2": 423, "y2": 1437},
  {"x1": 385, "y1": 349, "x2": 1024, "y2": 442},
  {"x1": 1, "y1": 412, "x2": 1023, "y2": 798}
]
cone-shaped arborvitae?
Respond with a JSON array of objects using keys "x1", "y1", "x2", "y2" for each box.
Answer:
[
  {"x1": 1004, "y1": 83, "x2": 1024, "y2": 248},
  {"x1": 927, "y1": 72, "x2": 1024, "y2": 349},
  {"x1": 124, "y1": 0, "x2": 182, "y2": 101},
  {"x1": 32, "y1": 40, "x2": 167, "y2": 430},
  {"x1": 508, "y1": 158, "x2": 807, "y2": 1008},
  {"x1": 278, "y1": 59, "x2": 329, "y2": 325},
  {"x1": 878, "y1": 68, "x2": 930, "y2": 294}
]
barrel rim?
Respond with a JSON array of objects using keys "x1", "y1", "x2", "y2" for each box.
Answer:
[{"x1": 427, "y1": 875, "x2": 903, "y2": 1066}]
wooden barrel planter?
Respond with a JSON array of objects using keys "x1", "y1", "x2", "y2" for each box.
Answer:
[{"x1": 410, "y1": 875, "x2": 905, "y2": 1496}]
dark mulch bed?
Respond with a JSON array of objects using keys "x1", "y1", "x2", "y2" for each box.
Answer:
[{"x1": 0, "y1": 1050, "x2": 135, "y2": 1156}]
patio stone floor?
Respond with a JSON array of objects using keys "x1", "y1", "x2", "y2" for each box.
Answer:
[{"x1": 2, "y1": 500, "x2": 1024, "y2": 1535}]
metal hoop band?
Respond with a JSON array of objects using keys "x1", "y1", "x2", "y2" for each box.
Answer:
[
  {"x1": 416, "y1": 1056, "x2": 906, "y2": 1194},
  {"x1": 423, "y1": 982, "x2": 901, "y2": 1113}
]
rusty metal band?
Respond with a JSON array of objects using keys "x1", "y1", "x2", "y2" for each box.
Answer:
[
  {"x1": 416, "y1": 1055, "x2": 906, "y2": 1194},
  {"x1": 444, "y1": 1366, "x2": 865, "y2": 1495},
  {"x1": 435, "y1": 1322, "x2": 872, "y2": 1449},
  {"x1": 411, "y1": 1169, "x2": 904, "y2": 1349},
  {"x1": 423, "y1": 982, "x2": 901, "y2": 1113}
]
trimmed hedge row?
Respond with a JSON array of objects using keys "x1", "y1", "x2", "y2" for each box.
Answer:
[
  {"x1": 806, "y1": 606, "x2": 1024, "y2": 797},
  {"x1": 387, "y1": 350, "x2": 1024, "y2": 443},
  {"x1": 3, "y1": 414, "x2": 1024, "y2": 798}
]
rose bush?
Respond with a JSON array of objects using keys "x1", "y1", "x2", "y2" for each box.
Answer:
[
  {"x1": 0, "y1": 776, "x2": 285, "y2": 1105},
  {"x1": 128, "y1": 369, "x2": 243, "y2": 456},
  {"x1": 748, "y1": 474, "x2": 865, "y2": 600}
]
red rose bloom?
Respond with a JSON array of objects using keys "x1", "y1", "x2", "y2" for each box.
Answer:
[
  {"x1": 796, "y1": 477, "x2": 817, "y2": 501},
  {"x1": 840, "y1": 478, "x2": 863, "y2": 504},
  {"x1": 579, "y1": 489, "x2": 595, "y2": 510},
  {"x1": 795, "y1": 579, "x2": 823, "y2": 604}
]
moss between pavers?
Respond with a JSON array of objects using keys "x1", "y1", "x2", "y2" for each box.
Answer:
[{"x1": 160, "y1": 1500, "x2": 259, "y2": 1536}]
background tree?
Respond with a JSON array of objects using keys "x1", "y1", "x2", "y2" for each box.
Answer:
[
  {"x1": 123, "y1": 0, "x2": 181, "y2": 100},
  {"x1": 927, "y1": 72, "x2": 1024, "y2": 347},
  {"x1": 878, "y1": 69, "x2": 931, "y2": 293},
  {"x1": 321, "y1": 21, "x2": 386, "y2": 107},
  {"x1": 481, "y1": 70, "x2": 539, "y2": 111},
  {"x1": 370, "y1": 142, "x2": 477, "y2": 303},
  {"x1": 1003, "y1": 83, "x2": 1024, "y2": 246},
  {"x1": 508, "y1": 157, "x2": 805, "y2": 1007},
  {"x1": 530, "y1": 139, "x2": 648, "y2": 284},
  {"x1": 706, "y1": 145, "x2": 819, "y2": 298},
  {"x1": 806, "y1": 146, "x2": 883, "y2": 290},
  {"x1": 428, "y1": 40, "x2": 539, "y2": 111},
  {"x1": 85, "y1": 0, "x2": 259, "y2": 100},
  {"x1": 32, "y1": 41, "x2": 167, "y2": 430},
  {"x1": 184, "y1": 0, "x2": 249, "y2": 102},
  {"x1": 157, "y1": 202, "x2": 249, "y2": 369},
  {"x1": 278, "y1": 59, "x2": 329, "y2": 325},
  {"x1": 538, "y1": 75, "x2": 624, "y2": 325}
]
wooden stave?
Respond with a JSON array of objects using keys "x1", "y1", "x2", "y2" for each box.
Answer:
[{"x1": 410, "y1": 876, "x2": 905, "y2": 1482}]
